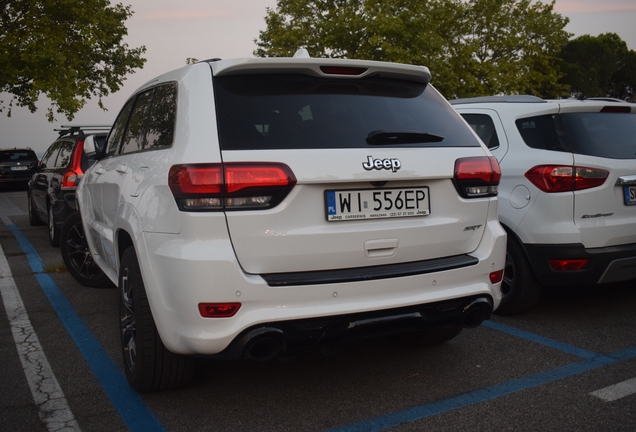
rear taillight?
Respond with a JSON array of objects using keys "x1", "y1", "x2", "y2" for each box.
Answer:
[
  {"x1": 168, "y1": 163, "x2": 296, "y2": 211},
  {"x1": 61, "y1": 140, "x2": 85, "y2": 189},
  {"x1": 453, "y1": 156, "x2": 501, "y2": 198},
  {"x1": 525, "y1": 165, "x2": 608, "y2": 193}
]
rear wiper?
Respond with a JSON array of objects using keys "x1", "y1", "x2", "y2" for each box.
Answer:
[{"x1": 366, "y1": 130, "x2": 444, "y2": 145}]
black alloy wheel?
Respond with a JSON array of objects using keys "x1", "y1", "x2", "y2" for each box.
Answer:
[
  {"x1": 60, "y1": 211, "x2": 112, "y2": 288},
  {"x1": 119, "y1": 247, "x2": 195, "y2": 392},
  {"x1": 48, "y1": 205, "x2": 60, "y2": 247},
  {"x1": 28, "y1": 191, "x2": 44, "y2": 226}
]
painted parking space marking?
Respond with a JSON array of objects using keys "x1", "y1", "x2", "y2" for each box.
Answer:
[
  {"x1": 3, "y1": 205, "x2": 635, "y2": 432},
  {"x1": 0, "y1": 240, "x2": 80, "y2": 431},
  {"x1": 591, "y1": 377, "x2": 636, "y2": 402},
  {"x1": 2, "y1": 216, "x2": 166, "y2": 432},
  {"x1": 327, "y1": 323, "x2": 636, "y2": 432}
]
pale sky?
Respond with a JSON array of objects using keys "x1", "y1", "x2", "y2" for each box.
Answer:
[{"x1": 2, "y1": 0, "x2": 636, "y2": 155}]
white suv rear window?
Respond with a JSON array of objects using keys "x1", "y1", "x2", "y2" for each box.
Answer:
[{"x1": 213, "y1": 74, "x2": 480, "y2": 150}]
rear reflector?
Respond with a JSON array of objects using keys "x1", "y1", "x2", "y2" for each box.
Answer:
[
  {"x1": 198, "y1": 303, "x2": 241, "y2": 318},
  {"x1": 525, "y1": 165, "x2": 608, "y2": 193},
  {"x1": 549, "y1": 259, "x2": 588, "y2": 271},
  {"x1": 490, "y1": 270, "x2": 504, "y2": 284},
  {"x1": 453, "y1": 156, "x2": 501, "y2": 198},
  {"x1": 169, "y1": 163, "x2": 296, "y2": 211},
  {"x1": 320, "y1": 66, "x2": 367, "y2": 76}
]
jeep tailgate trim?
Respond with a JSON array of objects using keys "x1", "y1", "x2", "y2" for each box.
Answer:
[{"x1": 261, "y1": 254, "x2": 479, "y2": 286}]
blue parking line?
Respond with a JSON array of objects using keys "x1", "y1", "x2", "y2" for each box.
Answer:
[
  {"x1": 483, "y1": 320, "x2": 601, "y2": 359},
  {"x1": 327, "y1": 324, "x2": 636, "y2": 432},
  {"x1": 4, "y1": 220, "x2": 166, "y2": 432}
]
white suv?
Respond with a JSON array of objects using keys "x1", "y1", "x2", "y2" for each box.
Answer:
[
  {"x1": 452, "y1": 96, "x2": 636, "y2": 315},
  {"x1": 77, "y1": 52, "x2": 506, "y2": 391}
]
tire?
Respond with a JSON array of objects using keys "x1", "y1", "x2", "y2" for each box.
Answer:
[
  {"x1": 60, "y1": 211, "x2": 112, "y2": 288},
  {"x1": 402, "y1": 324, "x2": 463, "y2": 346},
  {"x1": 28, "y1": 191, "x2": 44, "y2": 226},
  {"x1": 495, "y1": 237, "x2": 542, "y2": 315},
  {"x1": 48, "y1": 205, "x2": 60, "y2": 247},
  {"x1": 119, "y1": 246, "x2": 196, "y2": 392}
]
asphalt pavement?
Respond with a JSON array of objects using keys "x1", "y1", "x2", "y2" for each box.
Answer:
[{"x1": 1, "y1": 186, "x2": 635, "y2": 432}]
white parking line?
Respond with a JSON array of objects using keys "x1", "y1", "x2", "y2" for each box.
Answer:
[
  {"x1": 0, "y1": 240, "x2": 80, "y2": 431},
  {"x1": 590, "y1": 377, "x2": 636, "y2": 402}
]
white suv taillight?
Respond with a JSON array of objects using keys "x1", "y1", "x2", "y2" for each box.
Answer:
[
  {"x1": 168, "y1": 163, "x2": 296, "y2": 211},
  {"x1": 453, "y1": 156, "x2": 501, "y2": 198},
  {"x1": 525, "y1": 165, "x2": 608, "y2": 193}
]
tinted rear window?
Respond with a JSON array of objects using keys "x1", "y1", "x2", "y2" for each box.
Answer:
[
  {"x1": 0, "y1": 150, "x2": 38, "y2": 162},
  {"x1": 213, "y1": 74, "x2": 480, "y2": 150},
  {"x1": 516, "y1": 112, "x2": 636, "y2": 159}
]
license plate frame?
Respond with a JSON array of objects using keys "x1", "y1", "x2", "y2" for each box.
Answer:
[
  {"x1": 624, "y1": 185, "x2": 636, "y2": 206},
  {"x1": 325, "y1": 187, "x2": 430, "y2": 221}
]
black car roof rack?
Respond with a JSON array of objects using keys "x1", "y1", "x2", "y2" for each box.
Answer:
[{"x1": 55, "y1": 125, "x2": 111, "y2": 137}]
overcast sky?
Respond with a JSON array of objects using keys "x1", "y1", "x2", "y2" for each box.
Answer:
[{"x1": 2, "y1": 0, "x2": 636, "y2": 154}]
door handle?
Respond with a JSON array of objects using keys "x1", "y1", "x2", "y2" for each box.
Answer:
[{"x1": 116, "y1": 164, "x2": 127, "y2": 174}]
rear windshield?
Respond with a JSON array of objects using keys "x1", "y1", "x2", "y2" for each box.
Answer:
[
  {"x1": 516, "y1": 112, "x2": 636, "y2": 159},
  {"x1": 213, "y1": 74, "x2": 480, "y2": 150},
  {"x1": 0, "y1": 150, "x2": 37, "y2": 162}
]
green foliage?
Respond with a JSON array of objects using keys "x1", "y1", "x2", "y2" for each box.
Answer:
[
  {"x1": 0, "y1": 0, "x2": 146, "y2": 121},
  {"x1": 254, "y1": 0, "x2": 571, "y2": 98},
  {"x1": 559, "y1": 33, "x2": 636, "y2": 99}
]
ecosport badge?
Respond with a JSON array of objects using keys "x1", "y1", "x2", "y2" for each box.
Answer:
[{"x1": 362, "y1": 156, "x2": 401, "y2": 173}]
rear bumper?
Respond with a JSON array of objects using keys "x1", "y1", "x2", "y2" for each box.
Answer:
[
  {"x1": 524, "y1": 242, "x2": 636, "y2": 285},
  {"x1": 137, "y1": 218, "x2": 507, "y2": 355},
  {"x1": 212, "y1": 295, "x2": 492, "y2": 361}
]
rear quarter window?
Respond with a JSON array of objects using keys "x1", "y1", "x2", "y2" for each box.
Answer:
[
  {"x1": 516, "y1": 112, "x2": 636, "y2": 159},
  {"x1": 460, "y1": 114, "x2": 500, "y2": 149},
  {"x1": 213, "y1": 74, "x2": 480, "y2": 150}
]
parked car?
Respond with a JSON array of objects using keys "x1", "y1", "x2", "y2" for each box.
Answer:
[
  {"x1": 77, "y1": 50, "x2": 507, "y2": 392},
  {"x1": 451, "y1": 96, "x2": 636, "y2": 315},
  {"x1": 0, "y1": 148, "x2": 39, "y2": 187},
  {"x1": 28, "y1": 125, "x2": 110, "y2": 247}
]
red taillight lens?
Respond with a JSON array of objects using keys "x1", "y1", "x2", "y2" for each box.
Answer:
[
  {"x1": 453, "y1": 156, "x2": 501, "y2": 198},
  {"x1": 525, "y1": 165, "x2": 608, "y2": 193},
  {"x1": 169, "y1": 164, "x2": 223, "y2": 195},
  {"x1": 168, "y1": 163, "x2": 296, "y2": 211},
  {"x1": 549, "y1": 259, "x2": 588, "y2": 271},
  {"x1": 320, "y1": 66, "x2": 367, "y2": 76},
  {"x1": 61, "y1": 139, "x2": 86, "y2": 189},
  {"x1": 198, "y1": 303, "x2": 241, "y2": 318},
  {"x1": 489, "y1": 270, "x2": 504, "y2": 284}
]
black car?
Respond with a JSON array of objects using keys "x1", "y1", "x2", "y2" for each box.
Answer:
[
  {"x1": 0, "y1": 148, "x2": 39, "y2": 187},
  {"x1": 28, "y1": 125, "x2": 109, "y2": 247}
]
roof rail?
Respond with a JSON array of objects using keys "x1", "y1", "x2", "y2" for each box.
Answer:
[
  {"x1": 54, "y1": 124, "x2": 111, "y2": 137},
  {"x1": 449, "y1": 95, "x2": 545, "y2": 105}
]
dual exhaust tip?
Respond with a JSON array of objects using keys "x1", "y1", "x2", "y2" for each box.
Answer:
[{"x1": 243, "y1": 297, "x2": 492, "y2": 361}]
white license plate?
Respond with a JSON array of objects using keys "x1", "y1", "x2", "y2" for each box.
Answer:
[
  {"x1": 11, "y1": 166, "x2": 28, "y2": 171},
  {"x1": 625, "y1": 186, "x2": 636, "y2": 206},
  {"x1": 325, "y1": 187, "x2": 430, "y2": 221}
]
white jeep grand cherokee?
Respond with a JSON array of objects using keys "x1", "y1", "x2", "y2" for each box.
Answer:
[{"x1": 77, "y1": 51, "x2": 506, "y2": 391}]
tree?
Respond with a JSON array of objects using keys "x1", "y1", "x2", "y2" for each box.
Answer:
[
  {"x1": 0, "y1": 0, "x2": 146, "y2": 121},
  {"x1": 254, "y1": 0, "x2": 571, "y2": 99},
  {"x1": 559, "y1": 33, "x2": 636, "y2": 100}
]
